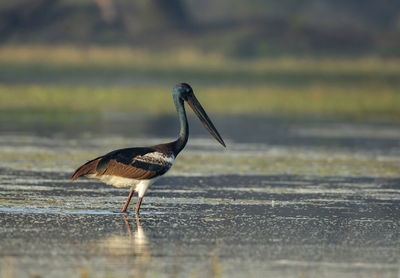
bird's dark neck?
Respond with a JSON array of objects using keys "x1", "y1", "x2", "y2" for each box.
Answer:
[{"x1": 171, "y1": 96, "x2": 188, "y2": 155}]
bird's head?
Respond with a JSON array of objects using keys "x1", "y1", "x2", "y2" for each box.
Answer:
[
  {"x1": 173, "y1": 83, "x2": 226, "y2": 148},
  {"x1": 173, "y1": 83, "x2": 193, "y2": 100}
]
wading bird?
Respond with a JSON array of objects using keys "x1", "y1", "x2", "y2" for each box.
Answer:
[{"x1": 71, "y1": 83, "x2": 225, "y2": 214}]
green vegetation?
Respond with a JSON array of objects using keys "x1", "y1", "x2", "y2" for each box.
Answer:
[
  {"x1": 1, "y1": 45, "x2": 400, "y2": 76},
  {"x1": 1, "y1": 84, "x2": 400, "y2": 119},
  {"x1": 0, "y1": 46, "x2": 399, "y2": 120}
]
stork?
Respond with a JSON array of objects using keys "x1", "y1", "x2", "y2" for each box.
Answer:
[{"x1": 71, "y1": 83, "x2": 225, "y2": 214}]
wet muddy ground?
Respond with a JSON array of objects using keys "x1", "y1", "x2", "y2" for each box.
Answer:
[{"x1": 0, "y1": 114, "x2": 399, "y2": 278}]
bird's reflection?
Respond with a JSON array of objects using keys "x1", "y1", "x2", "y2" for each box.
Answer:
[
  {"x1": 96, "y1": 214, "x2": 150, "y2": 277},
  {"x1": 122, "y1": 214, "x2": 149, "y2": 257}
]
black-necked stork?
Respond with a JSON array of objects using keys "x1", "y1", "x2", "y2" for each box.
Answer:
[{"x1": 71, "y1": 83, "x2": 225, "y2": 214}]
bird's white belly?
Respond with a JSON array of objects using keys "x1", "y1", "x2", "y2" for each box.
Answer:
[
  {"x1": 87, "y1": 174, "x2": 159, "y2": 198},
  {"x1": 88, "y1": 174, "x2": 141, "y2": 188}
]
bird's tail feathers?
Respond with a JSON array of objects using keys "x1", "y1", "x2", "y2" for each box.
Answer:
[{"x1": 70, "y1": 158, "x2": 100, "y2": 181}]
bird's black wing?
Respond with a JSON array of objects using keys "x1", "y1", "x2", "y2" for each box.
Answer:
[{"x1": 95, "y1": 147, "x2": 173, "y2": 180}]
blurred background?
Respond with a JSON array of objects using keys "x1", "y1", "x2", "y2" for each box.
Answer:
[
  {"x1": 1, "y1": 0, "x2": 400, "y2": 112},
  {"x1": 1, "y1": 0, "x2": 400, "y2": 56},
  {"x1": 0, "y1": 0, "x2": 399, "y2": 175}
]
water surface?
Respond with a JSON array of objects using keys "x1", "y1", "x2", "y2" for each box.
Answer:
[{"x1": 0, "y1": 114, "x2": 399, "y2": 278}]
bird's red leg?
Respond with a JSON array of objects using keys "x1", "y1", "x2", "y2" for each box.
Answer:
[
  {"x1": 135, "y1": 197, "x2": 143, "y2": 215},
  {"x1": 121, "y1": 188, "x2": 135, "y2": 213}
]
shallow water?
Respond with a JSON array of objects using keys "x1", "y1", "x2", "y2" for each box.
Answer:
[
  {"x1": 0, "y1": 114, "x2": 400, "y2": 278},
  {"x1": 1, "y1": 171, "x2": 399, "y2": 278}
]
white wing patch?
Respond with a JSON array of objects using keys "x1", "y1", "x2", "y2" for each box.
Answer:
[{"x1": 136, "y1": 152, "x2": 175, "y2": 166}]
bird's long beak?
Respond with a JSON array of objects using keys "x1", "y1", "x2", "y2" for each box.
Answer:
[{"x1": 187, "y1": 94, "x2": 226, "y2": 147}]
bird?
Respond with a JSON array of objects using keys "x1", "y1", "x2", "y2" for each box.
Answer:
[{"x1": 71, "y1": 83, "x2": 225, "y2": 214}]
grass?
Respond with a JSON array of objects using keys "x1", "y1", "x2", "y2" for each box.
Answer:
[
  {"x1": 1, "y1": 45, "x2": 400, "y2": 74},
  {"x1": 0, "y1": 84, "x2": 399, "y2": 119},
  {"x1": 1, "y1": 45, "x2": 400, "y2": 89},
  {"x1": 0, "y1": 45, "x2": 400, "y2": 119}
]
